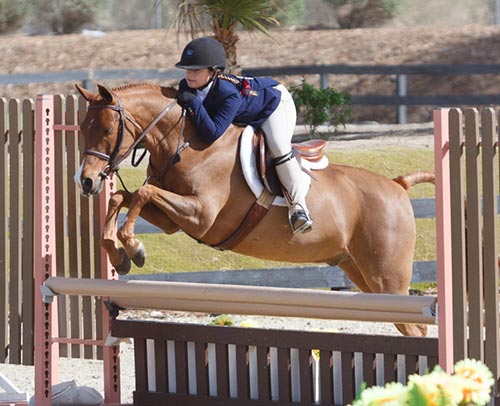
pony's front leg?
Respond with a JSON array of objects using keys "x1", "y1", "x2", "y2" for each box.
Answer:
[
  {"x1": 117, "y1": 184, "x2": 210, "y2": 268},
  {"x1": 101, "y1": 190, "x2": 133, "y2": 275},
  {"x1": 116, "y1": 185, "x2": 156, "y2": 268}
]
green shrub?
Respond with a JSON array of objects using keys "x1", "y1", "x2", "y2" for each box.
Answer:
[
  {"x1": 290, "y1": 79, "x2": 351, "y2": 138},
  {"x1": 326, "y1": 0, "x2": 404, "y2": 28},
  {"x1": 0, "y1": 0, "x2": 27, "y2": 34}
]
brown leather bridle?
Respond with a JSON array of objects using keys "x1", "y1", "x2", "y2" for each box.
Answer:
[{"x1": 84, "y1": 95, "x2": 177, "y2": 179}]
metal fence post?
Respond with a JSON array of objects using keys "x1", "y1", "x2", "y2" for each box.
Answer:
[
  {"x1": 320, "y1": 72, "x2": 328, "y2": 89},
  {"x1": 396, "y1": 73, "x2": 407, "y2": 124}
]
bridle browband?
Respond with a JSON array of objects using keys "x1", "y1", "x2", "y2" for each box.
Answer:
[{"x1": 84, "y1": 94, "x2": 178, "y2": 179}]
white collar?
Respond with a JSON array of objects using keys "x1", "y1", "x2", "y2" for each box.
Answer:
[{"x1": 196, "y1": 80, "x2": 214, "y2": 101}]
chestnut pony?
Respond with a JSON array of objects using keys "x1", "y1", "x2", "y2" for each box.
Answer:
[{"x1": 75, "y1": 83, "x2": 434, "y2": 337}]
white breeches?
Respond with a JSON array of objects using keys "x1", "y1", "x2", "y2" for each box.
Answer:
[{"x1": 260, "y1": 85, "x2": 310, "y2": 210}]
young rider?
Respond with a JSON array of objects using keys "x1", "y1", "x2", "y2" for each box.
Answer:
[{"x1": 175, "y1": 36, "x2": 313, "y2": 235}]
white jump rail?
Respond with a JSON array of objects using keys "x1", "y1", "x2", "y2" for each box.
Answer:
[{"x1": 42, "y1": 277, "x2": 437, "y2": 325}]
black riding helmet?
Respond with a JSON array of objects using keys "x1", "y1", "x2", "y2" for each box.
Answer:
[{"x1": 175, "y1": 37, "x2": 226, "y2": 70}]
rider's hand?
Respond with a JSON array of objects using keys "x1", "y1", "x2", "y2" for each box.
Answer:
[{"x1": 177, "y1": 91, "x2": 196, "y2": 109}]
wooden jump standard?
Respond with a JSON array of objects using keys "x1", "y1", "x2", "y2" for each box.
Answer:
[{"x1": 42, "y1": 277, "x2": 437, "y2": 325}]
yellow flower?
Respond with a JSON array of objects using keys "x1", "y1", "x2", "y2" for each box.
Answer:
[
  {"x1": 210, "y1": 314, "x2": 234, "y2": 326},
  {"x1": 453, "y1": 359, "x2": 494, "y2": 406},
  {"x1": 351, "y1": 382, "x2": 407, "y2": 406},
  {"x1": 239, "y1": 319, "x2": 259, "y2": 328},
  {"x1": 408, "y1": 367, "x2": 462, "y2": 406}
]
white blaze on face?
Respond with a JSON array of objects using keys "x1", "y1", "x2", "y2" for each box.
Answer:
[{"x1": 74, "y1": 158, "x2": 85, "y2": 191}]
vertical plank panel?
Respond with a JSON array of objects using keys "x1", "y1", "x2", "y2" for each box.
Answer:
[
  {"x1": 383, "y1": 354, "x2": 397, "y2": 384},
  {"x1": 277, "y1": 348, "x2": 291, "y2": 402},
  {"x1": 85, "y1": 84, "x2": 105, "y2": 359},
  {"x1": 195, "y1": 342, "x2": 209, "y2": 396},
  {"x1": 0, "y1": 98, "x2": 8, "y2": 363},
  {"x1": 8, "y1": 99, "x2": 22, "y2": 364},
  {"x1": 405, "y1": 354, "x2": 418, "y2": 378},
  {"x1": 448, "y1": 108, "x2": 467, "y2": 362},
  {"x1": 66, "y1": 96, "x2": 83, "y2": 358},
  {"x1": 69, "y1": 95, "x2": 95, "y2": 360},
  {"x1": 21, "y1": 98, "x2": 35, "y2": 365},
  {"x1": 464, "y1": 108, "x2": 484, "y2": 360},
  {"x1": 299, "y1": 349, "x2": 313, "y2": 404},
  {"x1": 175, "y1": 341, "x2": 188, "y2": 394},
  {"x1": 362, "y1": 352, "x2": 376, "y2": 388},
  {"x1": 134, "y1": 338, "x2": 148, "y2": 392},
  {"x1": 320, "y1": 350, "x2": 333, "y2": 405},
  {"x1": 257, "y1": 346, "x2": 271, "y2": 401},
  {"x1": 435, "y1": 108, "x2": 455, "y2": 372},
  {"x1": 216, "y1": 343, "x2": 230, "y2": 398},
  {"x1": 482, "y1": 108, "x2": 500, "y2": 390},
  {"x1": 427, "y1": 356, "x2": 439, "y2": 372},
  {"x1": 53, "y1": 95, "x2": 69, "y2": 358},
  {"x1": 154, "y1": 339, "x2": 168, "y2": 392},
  {"x1": 236, "y1": 345, "x2": 249, "y2": 399},
  {"x1": 341, "y1": 351, "x2": 355, "y2": 406},
  {"x1": 215, "y1": 343, "x2": 229, "y2": 398}
]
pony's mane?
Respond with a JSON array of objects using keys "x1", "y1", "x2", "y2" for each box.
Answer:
[
  {"x1": 112, "y1": 82, "x2": 158, "y2": 92},
  {"x1": 112, "y1": 83, "x2": 177, "y2": 98}
]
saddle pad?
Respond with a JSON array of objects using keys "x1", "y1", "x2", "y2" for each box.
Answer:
[{"x1": 240, "y1": 126, "x2": 325, "y2": 206}]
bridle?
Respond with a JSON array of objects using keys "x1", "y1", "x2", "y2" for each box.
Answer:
[{"x1": 84, "y1": 94, "x2": 178, "y2": 180}]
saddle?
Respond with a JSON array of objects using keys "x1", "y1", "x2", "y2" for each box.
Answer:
[
  {"x1": 253, "y1": 129, "x2": 327, "y2": 196},
  {"x1": 211, "y1": 127, "x2": 328, "y2": 250}
]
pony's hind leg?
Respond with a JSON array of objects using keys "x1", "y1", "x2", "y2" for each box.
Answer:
[{"x1": 338, "y1": 258, "x2": 427, "y2": 337}]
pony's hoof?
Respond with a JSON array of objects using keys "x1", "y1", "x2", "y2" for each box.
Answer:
[
  {"x1": 132, "y1": 242, "x2": 146, "y2": 268},
  {"x1": 114, "y1": 248, "x2": 131, "y2": 275}
]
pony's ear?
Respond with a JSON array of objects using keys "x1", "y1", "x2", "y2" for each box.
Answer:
[
  {"x1": 74, "y1": 83, "x2": 98, "y2": 102},
  {"x1": 97, "y1": 84, "x2": 115, "y2": 104}
]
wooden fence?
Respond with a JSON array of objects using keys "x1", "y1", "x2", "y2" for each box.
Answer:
[
  {"x1": 3, "y1": 63, "x2": 500, "y2": 123},
  {"x1": 112, "y1": 319, "x2": 437, "y2": 405},
  {"x1": 445, "y1": 108, "x2": 500, "y2": 377},
  {"x1": 0, "y1": 95, "x2": 110, "y2": 365}
]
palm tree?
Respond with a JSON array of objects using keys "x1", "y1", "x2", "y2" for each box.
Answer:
[{"x1": 172, "y1": 0, "x2": 279, "y2": 72}]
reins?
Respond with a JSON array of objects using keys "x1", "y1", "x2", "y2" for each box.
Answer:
[
  {"x1": 144, "y1": 109, "x2": 190, "y2": 185},
  {"x1": 84, "y1": 95, "x2": 180, "y2": 190}
]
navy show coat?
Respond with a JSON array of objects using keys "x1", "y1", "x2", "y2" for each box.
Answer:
[{"x1": 178, "y1": 74, "x2": 281, "y2": 144}]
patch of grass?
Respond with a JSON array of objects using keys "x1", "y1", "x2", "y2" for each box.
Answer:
[
  {"x1": 132, "y1": 232, "x2": 296, "y2": 274},
  {"x1": 327, "y1": 147, "x2": 435, "y2": 198}
]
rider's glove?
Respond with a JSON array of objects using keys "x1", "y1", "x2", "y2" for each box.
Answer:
[{"x1": 177, "y1": 91, "x2": 196, "y2": 109}]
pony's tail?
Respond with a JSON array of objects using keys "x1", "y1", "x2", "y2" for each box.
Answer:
[{"x1": 393, "y1": 171, "x2": 435, "y2": 191}]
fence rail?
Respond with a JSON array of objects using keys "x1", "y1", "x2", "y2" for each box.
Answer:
[{"x1": 2, "y1": 64, "x2": 500, "y2": 123}]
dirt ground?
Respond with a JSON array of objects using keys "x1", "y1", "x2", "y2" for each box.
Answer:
[{"x1": 2, "y1": 24, "x2": 500, "y2": 122}]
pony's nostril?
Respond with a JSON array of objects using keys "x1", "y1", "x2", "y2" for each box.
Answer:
[{"x1": 82, "y1": 178, "x2": 94, "y2": 194}]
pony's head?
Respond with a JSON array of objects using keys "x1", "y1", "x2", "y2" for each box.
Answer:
[{"x1": 75, "y1": 83, "x2": 136, "y2": 196}]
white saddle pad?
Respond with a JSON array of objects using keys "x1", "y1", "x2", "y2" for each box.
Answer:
[{"x1": 239, "y1": 126, "x2": 328, "y2": 207}]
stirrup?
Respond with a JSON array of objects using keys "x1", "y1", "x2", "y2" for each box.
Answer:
[{"x1": 290, "y1": 209, "x2": 313, "y2": 235}]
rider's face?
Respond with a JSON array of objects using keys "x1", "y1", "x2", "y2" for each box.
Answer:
[{"x1": 185, "y1": 68, "x2": 214, "y2": 89}]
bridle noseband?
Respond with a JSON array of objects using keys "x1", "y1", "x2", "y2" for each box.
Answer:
[{"x1": 84, "y1": 95, "x2": 178, "y2": 180}]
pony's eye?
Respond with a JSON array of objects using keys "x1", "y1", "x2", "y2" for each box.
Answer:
[{"x1": 104, "y1": 126, "x2": 114, "y2": 135}]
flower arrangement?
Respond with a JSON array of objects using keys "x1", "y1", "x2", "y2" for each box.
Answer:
[{"x1": 350, "y1": 359, "x2": 494, "y2": 406}]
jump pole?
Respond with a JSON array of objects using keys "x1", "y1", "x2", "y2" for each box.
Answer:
[
  {"x1": 33, "y1": 95, "x2": 120, "y2": 406},
  {"x1": 42, "y1": 277, "x2": 438, "y2": 325}
]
